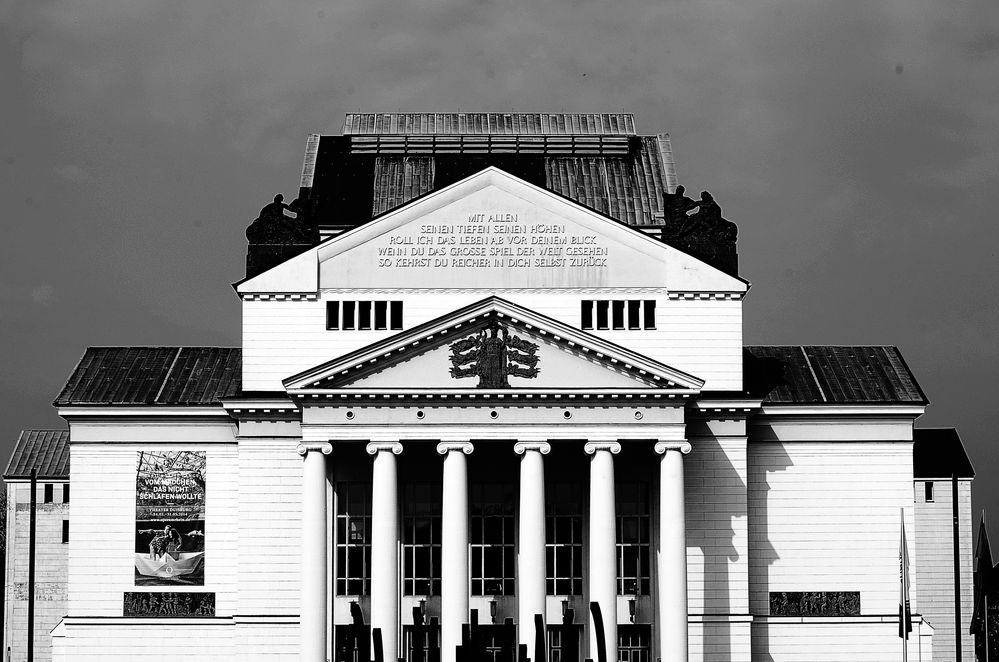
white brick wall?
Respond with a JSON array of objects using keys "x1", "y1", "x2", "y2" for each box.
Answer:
[
  {"x1": 242, "y1": 292, "x2": 743, "y2": 391},
  {"x1": 914, "y1": 478, "x2": 974, "y2": 662},
  {"x1": 4, "y1": 480, "x2": 69, "y2": 662}
]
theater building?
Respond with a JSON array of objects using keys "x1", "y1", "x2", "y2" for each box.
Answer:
[{"x1": 7, "y1": 113, "x2": 976, "y2": 662}]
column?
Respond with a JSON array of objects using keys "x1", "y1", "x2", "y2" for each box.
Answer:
[
  {"x1": 515, "y1": 442, "x2": 551, "y2": 653},
  {"x1": 437, "y1": 442, "x2": 474, "y2": 662},
  {"x1": 585, "y1": 441, "x2": 621, "y2": 662},
  {"x1": 367, "y1": 442, "x2": 403, "y2": 662},
  {"x1": 296, "y1": 442, "x2": 332, "y2": 662},
  {"x1": 655, "y1": 441, "x2": 692, "y2": 662}
]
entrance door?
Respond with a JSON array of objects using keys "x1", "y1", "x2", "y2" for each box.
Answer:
[
  {"x1": 617, "y1": 624, "x2": 650, "y2": 662},
  {"x1": 334, "y1": 624, "x2": 371, "y2": 662},
  {"x1": 404, "y1": 624, "x2": 441, "y2": 662}
]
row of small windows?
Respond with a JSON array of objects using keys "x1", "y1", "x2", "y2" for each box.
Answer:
[
  {"x1": 580, "y1": 300, "x2": 656, "y2": 331},
  {"x1": 326, "y1": 301, "x2": 404, "y2": 331},
  {"x1": 335, "y1": 480, "x2": 650, "y2": 597},
  {"x1": 40, "y1": 483, "x2": 69, "y2": 504}
]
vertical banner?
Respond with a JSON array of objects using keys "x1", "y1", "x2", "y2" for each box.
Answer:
[{"x1": 135, "y1": 451, "x2": 206, "y2": 586}]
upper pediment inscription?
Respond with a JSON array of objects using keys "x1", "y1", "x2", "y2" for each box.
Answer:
[{"x1": 374, "y1": 210, "x2": 610, "y2": 272}]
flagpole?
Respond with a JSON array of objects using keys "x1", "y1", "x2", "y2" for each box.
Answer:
[{"x1": 901, "y1": 508, "x2": 909, "y2": 662}]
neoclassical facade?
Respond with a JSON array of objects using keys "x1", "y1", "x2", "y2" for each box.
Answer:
[{"x1": 16, "y1": 113, "x2": 976, "y2": 662}]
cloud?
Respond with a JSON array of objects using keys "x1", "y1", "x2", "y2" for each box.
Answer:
[{"x1": 30, "y1": 284, "x2": 55, "y2": 306}]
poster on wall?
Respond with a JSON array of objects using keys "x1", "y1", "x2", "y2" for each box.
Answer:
[{"x1": 134, "y1": 450, "x2": 206, "y2": 586}]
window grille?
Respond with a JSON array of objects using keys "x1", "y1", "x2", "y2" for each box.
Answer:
[
  {"x1": 546, "y1": 482, "x2": 583, "y2": 595},
  {"x1": 616, "y1": 482, "x2": 651, "y2": 595},
  {"x1": 336, "y1": 481, "x2": 372, "y2": 595},
  {"x1": 403, "y1": 482, "x2": 442, "y2": 595},
  {"x1": 471, "y1": 483, "x2": 515, "y2": 596}
]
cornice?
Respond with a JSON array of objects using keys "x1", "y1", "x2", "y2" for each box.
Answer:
[{"x1": 240, "y1": 293, "x2": 319, "y2": 301}]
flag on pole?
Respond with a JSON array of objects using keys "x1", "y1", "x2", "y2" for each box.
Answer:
[{"x1": 900, "y1": 508, "x2": 912, "y2": 640}]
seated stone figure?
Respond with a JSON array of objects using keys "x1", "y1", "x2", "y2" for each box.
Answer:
[{"x1": 246, "y1": 193, "x2": 318, "y2": 245}]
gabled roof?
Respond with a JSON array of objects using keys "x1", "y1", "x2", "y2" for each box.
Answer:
[
  {"x1": 4, "y1": 430, "x2": 69, "y2": 479},
  {"x1": 56, "y1": 347, "x2": 241, "y2": 406},
  {"x1": 284, "y1": 296, "x2": 705, "y2": 393},
  {"x1": 744, "y1": 345, "x2": 927, "y2": 405},
  {"x1": 913, "y1": 428, "x2": 975, "y2": 478}
]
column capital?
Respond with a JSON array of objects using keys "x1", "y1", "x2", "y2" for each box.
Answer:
[
  {"x1": 436, "y1": 441, "x2": 474, "y2": 456},
  {"x1": 584, "y1": 441, "x2": 621, "y2": 455},
  {"x1": 514, "y1": 441, "x2": 551, "y2": 455},
  {"x1": 366, "y1": 441, "x2": 403, "y2": 456},
  {"x1": 296, "y1": 442, "x2": 332, "y2": 456},
  {"x1": 654, "y1": 441, "x2": 692, "y2": 455}
]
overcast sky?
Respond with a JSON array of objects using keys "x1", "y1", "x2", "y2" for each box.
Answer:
[{"x1": 2, "y1": 1, "x2": 998, "y2": 533}]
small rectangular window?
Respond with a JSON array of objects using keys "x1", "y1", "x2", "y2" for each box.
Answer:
[
  {"x1": 390, "y1": 301, "x2": 403, "y2": 330},
  {"x1": 596, "y1": 301, "x2": 610, "y2": 330},
  {"x1": 326, "y1": 301, "x2": 340, "y2": 330},
  {"x1": 63, "y1": 484, "x2": 70, "y2": 503},
  {"x1": 44, "y1": 484, "x2": 53, "y2": 503},
  {"x1": 925, "y1": 482, "x2": 934, "y2": 502},
  {"x1": 611, "y1": 300, "x2": 625, "y2": 330},
  {"x1": 342, "y1": 301, "x2": 356, "y2": 330},
  {"x1": 374, "y1": 301, "x2": 388, "y2": 330},
  {"x1": 62, "y1": 520, "x2": 69, "y2": 544},
  {"x1": 581, "y1": 301, "x2": 594, "y2": 330},
  {"x1": 643, "y1": 300, "x2": 656, "y2": 330},
  {"x1": 627, "y1": 300, "x2": 641, "y2": 330},
  {"x1": 359, "y1": 301, "x2": 372, "y2": 330}
]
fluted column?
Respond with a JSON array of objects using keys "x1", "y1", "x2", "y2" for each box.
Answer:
[
  {"x1": 437, "y1": 442, "x2": 474, "y2": 662},
  {"x1": 656, "y1": 441, "x2": 692, "y2": 662},
  {"x1": 515, "y1": 442, "x2": 551, "y2": 653},
  {"x1": 585, "y1": 441, "x2": 621, "y2": 662},
  {"x1": 296, "y1": 441, "x2": 332, "y2": 662},
  {"x1": 367, "y1": 442, "x2": 403, "y2": 662}
]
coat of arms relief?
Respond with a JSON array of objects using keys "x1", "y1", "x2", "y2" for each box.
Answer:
[{"x1": 448, "y1": 322, "x2": 540, "y2": 388}]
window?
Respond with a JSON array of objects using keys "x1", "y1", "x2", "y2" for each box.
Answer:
[
  {"x1": 374, "y1": 301, "x2": 388, "y2": 330},
  {"x1": 642, "y1": 300, "x2": 656, "y2": 329},
  {"x1": 925, "y1": 482, "x2": 934, "y2": 502},
  {"x1": 581, "y1": 300, "x2": 593, "y2": 330},
  {"x1": 471, "y1": 484, "x2": 515, "y2": 596},
  {"x1": 43, "y1": 484, "x2": 53, "y2": 503},
  {"x1": 595, "y1": 301, "x2": 609, "y2": 330},
  {"x1": 62, "y1": 483, "x2": 70, "y2": 503},
  {"x1": 336, "y1": 481, "x2": 372, "y2": 595},
  {"x1": 580, "y1": 300, "x2": 657, "y2": 331},
  {"x1": 342, "y1": 301, "x2": 356, "y2": 330},
  {"x1": 358, "y1": 301, "x2": 372, "y2": 330},
  {"x1": 546, "y1": 482, "x2": 583, "y2": 595},
  {"x1": 61, "y1": 520, "x2": 69, "y2": 544},
  {"x1": 617, "y1": 482, "x2": 651, "y2": 595},
  {"x1": 627, "y1": 300, "x2": 641, "y2": 329},
  {"x1": 403, "y1": 483, "x2": 442, "y2": 595},
  {"x1": 326, "y1": 301, "x2": 340, "y2": 329},
  {"x1": 327, "y1": 300, "x2": 404, "y2": 331},
  {"x1": 611, "y1": 300, "x2": 625, "y2": 330},
  {"x1": 390, "y1": 301, "x2": 403, "y2": 330},
  {"x1": 618, "y1": 625, "x2": 651, "y2": 662}
]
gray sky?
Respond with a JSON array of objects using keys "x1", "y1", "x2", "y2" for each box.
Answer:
[{"x1": 2, "y1": 1, "x2": 998, "y2": 532}]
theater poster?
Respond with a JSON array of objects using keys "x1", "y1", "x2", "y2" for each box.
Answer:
[{"x1": 134, "y1": 450, "x2": 206, "y2": 586}]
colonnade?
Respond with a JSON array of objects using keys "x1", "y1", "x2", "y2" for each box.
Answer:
[{"x1": 296, "y1": 439, "x2": 691, "y2": 662}]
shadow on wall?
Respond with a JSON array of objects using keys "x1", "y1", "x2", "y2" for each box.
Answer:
[{"x1": 745, "y1": 433, "x2": 794, "y2": 662}]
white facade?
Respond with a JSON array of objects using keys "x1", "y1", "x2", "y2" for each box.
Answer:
[{"x1": 11, "y1": 161, "x2": 966, "y2": 662}]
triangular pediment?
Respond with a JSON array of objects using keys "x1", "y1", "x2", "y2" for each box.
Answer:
[
  {"x1": 284, "y1": 297, "x2": 704, "y2": 395},
  {"x1": 238, "y1": 168, "x2": 748, "y2": 294}
]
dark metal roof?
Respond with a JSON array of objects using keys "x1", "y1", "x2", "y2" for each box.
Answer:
[
  {"x1": 913, "y1": 428, "x2": 975, "y2": 478},
  {"x1": 342, "y1": 113, "x2": 638, "y2": 136},
  {"x1": 744, "y1": 345, "x2": 928, "y2": 405},
  {"x1": 55, "y1": 347, "x2": 241, "y2": 406},
  {"x1": 4, "y1": 430, "x2": 69, "y2": 479}
]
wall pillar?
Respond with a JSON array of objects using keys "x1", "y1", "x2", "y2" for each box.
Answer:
[
  {"x1": 515, "y1": 442, "x2": 551, "y2": 653},
  {"x1": 296, "y1": 442, "x2": 332, "y2": 662},
  {"x1": 655, "y1": 441, "x2": 692, "y2": 662},
  {"x1": 437, "y1": 442, "x2": 474, "y2": 662},
  {"x1": 585, "y1": 441, "x2": 621, "y2": 662},
  {"x1": 367, "y1": 442, "x2": 403, "y2": 662}
]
